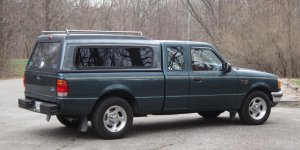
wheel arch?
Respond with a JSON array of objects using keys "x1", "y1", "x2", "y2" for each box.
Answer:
[
  {"x1": 247, "y1": 85, "x2": 273, "y2": 102},
  {"x1": 238, "y1": 85, "x2": 273, "y2": 110},
  {"x1": 90, "y1": 89, "x2": 138, "y2": 117}
]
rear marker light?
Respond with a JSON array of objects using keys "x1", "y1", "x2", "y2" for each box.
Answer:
[
  {"x1": 48, "y1": 35, "x2": 53, "y2": 40},
  {"x1": 56, "y1": 79, "x2": 69, "y2": 97}
]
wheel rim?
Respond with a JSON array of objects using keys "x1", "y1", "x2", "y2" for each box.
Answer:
[
  {"x1": 103, "y1": 105, "x2": 127, "y2": 133},
  {"x1": 249, "y1": 97, "x2": 267, "y2": 120}
]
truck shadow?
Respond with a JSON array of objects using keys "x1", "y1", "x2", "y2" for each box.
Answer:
[
  {"x1": 129, "y1": 117, "x2": 243, "y2": 137},
  {"x1": 28, "y1": 116, "x2": 249, "y2": 140}
]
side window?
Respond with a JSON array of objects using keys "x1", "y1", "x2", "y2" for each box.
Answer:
[
  {"x1": 191, "y1": 48, "x2": 223, "y2": 71},
  {"x1": 74, "y1": 47, "x2": 153, "y2": 68},
  {"x1": 167, "y1": 46, "x2": 184, "y2": 70}
]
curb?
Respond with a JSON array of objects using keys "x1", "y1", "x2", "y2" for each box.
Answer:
[{"x1": 278, "y1": 101, "x2": 300, "y2": 108}]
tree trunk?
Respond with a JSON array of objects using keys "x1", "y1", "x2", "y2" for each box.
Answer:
[{"x1": 44, "y1": 0, "x2": 51, "y2": 30}]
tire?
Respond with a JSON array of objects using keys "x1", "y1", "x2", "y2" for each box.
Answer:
[
  {"x1": 56, "y1": 115, "x2": 80, "y2": 128},
  {"x1": 91, "y1": 97, "x2": 133, "y2": 139},
  {"x1": 198, "y1": 110, "x2": 224, "y2": 119},
  {"x1": 238, "y1": 91, "x2": 271, "y2": 125}
]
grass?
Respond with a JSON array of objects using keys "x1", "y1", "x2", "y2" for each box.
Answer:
[
  {"x1": 290, "y1": 79, "x2": 300, "y2": 87},
  {"x1": 0, "y1": 59, "x2": 28, "y2": 79}
]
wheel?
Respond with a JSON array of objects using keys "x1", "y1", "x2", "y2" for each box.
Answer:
[
  {"x1": 198, "y1": 110, "x2": 224, "y2": 119},
  {"x1": 91, "y1": 97, "x2": 133, "y2": 139},
  {"x1": 56, "y1": 115, "x2": 80, "y2": 128},
  {"x1": 238, "y1": 91, "x2": 271, "y2": 125}
]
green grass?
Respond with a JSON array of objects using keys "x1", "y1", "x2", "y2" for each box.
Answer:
[
  {"x1": 3, "y1": 59, "x2": 28, "y2": 78},
  {"x1": 290, "y1": 79, "x2": 300, "y2": 87}
]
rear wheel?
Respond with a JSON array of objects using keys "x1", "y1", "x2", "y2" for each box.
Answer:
[
  {"x1": 198, "y1": 111, "x2": 224, "y2": 119},
  {"x1": 238, "y1": 91, "x2": 271, "y2": 125},
  {"x1": 56, "y1": 115, "x2": 80, "y2": 128},
  {"x1": 91, "y1": 97, "x2": 133, "y2": 139}
]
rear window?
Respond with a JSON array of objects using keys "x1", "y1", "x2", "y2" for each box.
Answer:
[
  {"x1": 74, "y1": 47, "x2": 153, "y2": 68},
  {"x1": 27, "y1": 42, "x2": 61, "y2": 71}
]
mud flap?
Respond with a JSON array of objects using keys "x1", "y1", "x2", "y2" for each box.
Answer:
[{"x1": 79, "y1": 116, "x2": 88, "y2": 132}]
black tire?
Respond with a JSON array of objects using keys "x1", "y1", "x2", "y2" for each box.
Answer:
[
  {"x1": 56, "y1": 115, "x2": 80, "y2": 128},
  {"x1": 91, "y1": 97, "x2": 133, "y2": 139},
  {"x1": 198, "y1": 110, "x2": 224, "y2": 119},
  {"x1": 238, "y1": 91, "x2": 271, "y2": 125}
]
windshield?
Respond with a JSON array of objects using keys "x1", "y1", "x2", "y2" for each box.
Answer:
[{"x1": 27, "y1": 42, "x2": 61, "y2": 72}]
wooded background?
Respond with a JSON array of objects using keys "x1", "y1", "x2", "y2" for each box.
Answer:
[{"x1": 0, "y1": 0, "x2": 299, "y2": 77}]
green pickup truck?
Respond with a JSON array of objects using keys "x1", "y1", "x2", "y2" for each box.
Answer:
[{"x1": 18, "y1": 30, "x2": 283, "y2": 139}]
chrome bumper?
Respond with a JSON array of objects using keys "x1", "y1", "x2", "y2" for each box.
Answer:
[{"x1": 271, "y1": 90, "x2": 283, "y2": 103}]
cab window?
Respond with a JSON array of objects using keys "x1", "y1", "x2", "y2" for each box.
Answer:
[{"x1": 167, "y1": 46, "x2": 184, "y2": 70}]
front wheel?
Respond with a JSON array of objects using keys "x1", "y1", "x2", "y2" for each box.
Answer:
[
  {"x1": 91, "y1": 97, "x2": 133, "y2": 139},
  {"x1": 238, "y1": 91, "x2": 271, "y2": 125}
]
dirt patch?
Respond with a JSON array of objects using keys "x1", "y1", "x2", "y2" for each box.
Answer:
[{"x1": 278, "y1": 79, "x2": 300, "y2": 108}]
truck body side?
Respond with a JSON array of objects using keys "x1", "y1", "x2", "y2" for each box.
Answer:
[{"x1": 22, "y1": 34, "x2": 281, "y2": 116}]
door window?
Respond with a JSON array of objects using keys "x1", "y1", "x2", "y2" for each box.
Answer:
[{"x1": 191, "y1": 48, "x2": 223, "y2": 71}]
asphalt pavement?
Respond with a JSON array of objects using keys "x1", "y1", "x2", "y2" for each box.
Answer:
[{"x1": 0, "y1": 79, "x2": 300, "y2": 150}]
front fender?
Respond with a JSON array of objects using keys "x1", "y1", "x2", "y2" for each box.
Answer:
[
  {"x1": 247, "y1": 82, "x2": 272, "y2": 94},
  {"x1": 235, "y1": 78, "x2": 274, "y2": 109}
]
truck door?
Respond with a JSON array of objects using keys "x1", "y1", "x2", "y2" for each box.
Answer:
[
  {"x1": 188, "y1": 46, "x2": 238, "y2": 109},
  {"x1": 162, "y1": 43, "x2": 189, "y2": 112}
]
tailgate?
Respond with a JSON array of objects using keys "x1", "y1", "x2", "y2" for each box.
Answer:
[{"x1": 25, "y1": 71, "x2": 58, "y2": 102}]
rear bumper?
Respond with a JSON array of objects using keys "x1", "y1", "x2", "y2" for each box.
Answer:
[
  {"x1": 18, "y1": 98, "x2": 58, "y2": 115},
  {"x1": 18, "y1": 97, "x2": 97, "y2": 115}
]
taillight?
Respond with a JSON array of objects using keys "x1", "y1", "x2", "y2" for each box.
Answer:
[{"x1": 56, "y1": 79, "x2": 69, "y2": 97}]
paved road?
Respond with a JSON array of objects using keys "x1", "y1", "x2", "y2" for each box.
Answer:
[{"x1": 1, "y1": 79, "x2": 300, "y2": 150}]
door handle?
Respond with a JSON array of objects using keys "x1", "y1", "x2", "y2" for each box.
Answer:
[{"x1": 194, "y1": 77, "x2": 202, "y2": 82}]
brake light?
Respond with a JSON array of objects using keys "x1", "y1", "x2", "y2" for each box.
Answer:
[{"x1": 56, "y1": 79, "x2": 69, "y2": 97}]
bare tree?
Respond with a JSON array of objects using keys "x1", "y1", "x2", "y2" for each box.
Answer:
[{"x1": 0, "y1": 0, "x2": 25, "y2": 72}]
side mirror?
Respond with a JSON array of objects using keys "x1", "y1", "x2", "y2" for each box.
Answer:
[{"x1": 224, "y1": 63, "x2": 232, "y2": 72}]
